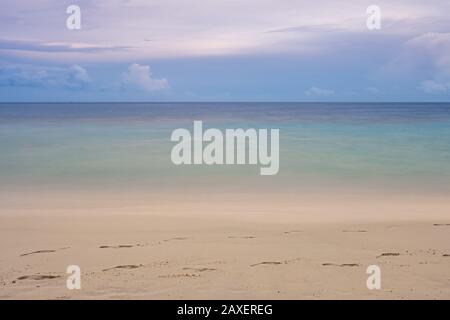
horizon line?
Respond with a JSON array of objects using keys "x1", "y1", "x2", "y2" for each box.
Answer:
[{"x1": 1, "y1": 101, "x2": 450, "y2": 104}]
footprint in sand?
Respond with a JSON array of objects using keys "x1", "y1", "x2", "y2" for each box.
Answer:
[
  {"x1": 250, "y1": 261, "x2": 282, "y2": 267},
  {"x1": 250, "y1": 258, "x2": 302, "y2": 267},
  {"x1": 228, "y1": 236, "x2": 255, "y2": 239},
  {"x1": 283, "y1": 230, "x2": 303, "y2": 234},
  {"x1": 284, "y1": 258, "x2": 302, "y2": 264},
  {"x1": 203, "y1": 260, "x2": 227, "y2": 266},
  {"x1": 20, "y1": 250, "x2": 56, "y2": 256},
  {"x1": 377, "y1": 252, "x2": 400, "y2": 258},
  {"x1": 443, "y1": 254, "x2": 450, "y2": 257},
  {"x1": 99, "y1": 245, "x2": 135, "y2": 249},
  {"x1": 342, "y1": 230, "x2": 367, "y2": 233},
  {"x1": 102, "y1": 264, "x2": 143, "y2": 272},
  {"x1": 17, "y1": 275, "x2": 61, "y2": 281},
  {"x1": 163, "y1": 237, "x2": 188, "y2": 242},
  {"x1": 433, "y1": 223, "x2": 450, "y2": 226},
  {"x1": 159, "y1": 273, "x2": 200, "y2": 279},
  {"x1": 322, "y1": 263, "x2": 359, "y2": 267},
  {"x1": 20, "y1": 247, "x2": 69, "y2": 257},
  {"x1": 182, "y1": 267, "x2": 216, "y2": 272},
  {"x1": 148, "y1": 237, "x2": 188, "y2": 247}
]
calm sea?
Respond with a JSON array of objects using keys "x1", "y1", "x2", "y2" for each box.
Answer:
[{"x1": 1, "y1": 103, "x2": 449, "y2": 194}]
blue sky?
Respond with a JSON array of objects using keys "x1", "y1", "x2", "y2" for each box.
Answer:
[{"x1": 1, "y1": 0, "x2": 450, "y2": 102}]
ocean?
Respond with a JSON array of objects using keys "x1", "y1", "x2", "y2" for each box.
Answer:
[{"x1": 1, "y1": 103, "x2": 450, "y2": 196}]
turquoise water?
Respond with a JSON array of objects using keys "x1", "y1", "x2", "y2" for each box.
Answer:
[{"x1": 1, "y1": 103, "x2": 449, "y2": 194}]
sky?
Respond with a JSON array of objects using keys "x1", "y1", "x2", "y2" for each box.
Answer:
[{"x1": 1, "y1": 0, "x2": 450, "y2": 102}]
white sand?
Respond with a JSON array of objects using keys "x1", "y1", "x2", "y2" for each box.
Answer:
[{"x1": 0, "y1": 190, "x2": 449, "y2": 299}]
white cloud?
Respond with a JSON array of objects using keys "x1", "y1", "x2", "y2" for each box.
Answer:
[
  {"x1": 406, "y1": 33, "x2": 450, "y2": 75},
  {"x1": 121, "y1": 63, "x2": 168, "y2": 92},
  {"x1": 305, "y1": 86, "x2": 334, "y2": 97},
  {"x1": 0, "y1": 63, "x2": 91, "y2": 89},
  {"x1": 419, "y1": 80, "x2": 450, "y2": 94},
  {"x1": 0, "y1": 38, "x2": 128, "y2": 53},
  {"x1": 409, "y1": 33, "x2": 450, "y2": 93},
  {"x1": 366, "y1": 86, "x2": 380, "y2": 94},
  {"x1": 377, "y1": 32, "x2": 450, "y2": 93}
]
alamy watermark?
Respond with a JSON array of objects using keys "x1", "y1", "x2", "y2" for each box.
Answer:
[
  {"x1": 66, "y1": 265, "x2": 81, "y2": 290},
  {"x1": 366, "y1": 5, "x2": 381, "y2": 30},
  {"x1": 366, "y1": 265, "x2": 381, "y2": 290},
  {"x1": 170, "y1": 121, "x2": 279, "y2": 175},
  {"x1": 66, "y1": 5, "x2": 81, "y2": 30}
]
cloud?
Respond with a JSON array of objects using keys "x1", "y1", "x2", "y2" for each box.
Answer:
[
  {"x1": 121, "y1": 63, "x2": 168, "y2": 92},
  {"x1": 419, "y1": 80, "x2": 450, "y2": 94},
  {"x1": 2, "y1": 1, "x2": 450, "y2": 61},
  {"x1": 406, "y1": 33, "x2": 450, "y2": 75},
  {"x1": 265, "y1": 23, "x2": 345, "y2": 34},
  {"x1": 0, "y1": 64, "x2": 91, "y2": 89},
  {"x1": 377, "y1": 32, "x2": 450, "y2": 95},
  {"x1": 407, "y1": 33, "x2": 450, "y2": 93},
  {"x1": 0, "y1": 38, "x2": 130, "y2": 53},
  {"x1": 305, "y1": 86, "x2": 334, "y2": 97},
  {"x1": 366, "y1": 86, "x2": 380, "y2": 94}
]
